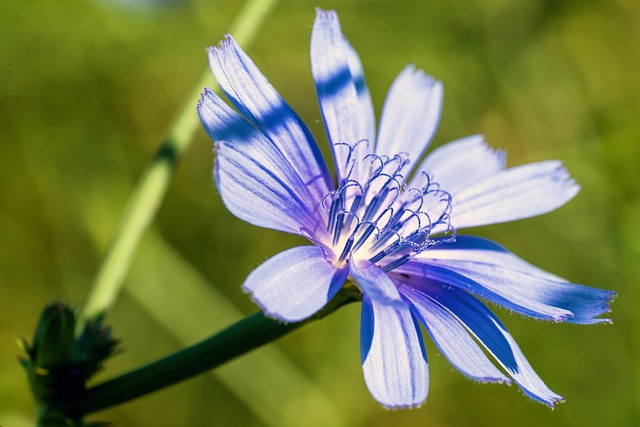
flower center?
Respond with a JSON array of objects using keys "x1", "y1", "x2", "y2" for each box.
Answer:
[{"x1": 322, "y1": 151, "x2": 454, "y2": 272}]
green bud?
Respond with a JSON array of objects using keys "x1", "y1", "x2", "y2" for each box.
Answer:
[{"x1": 31, "y1": 302, "x2": 76, "y2": 370}]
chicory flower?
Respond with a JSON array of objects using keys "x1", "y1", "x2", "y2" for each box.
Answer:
[{"x1": 198, "y1": 9, "x2": 614, "y2": 409}]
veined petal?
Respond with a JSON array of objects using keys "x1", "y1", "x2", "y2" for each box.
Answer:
[
  {"x1": 243, "y1": 246, "x2": 348, "y2": 322},
  {"x1": 400, "y1": 285, "x2": 510, "y2": 384},
  {"x1": 450, "y1": 160, "x2": 580, "y2": 229},
  {"x1": 412, "y1": 281, "x2": 564, "y2": 407},
  {"x1": 411, "y1": 135, "x2": 505, "y2": 194},
  {"x1": 377, "y1": 65, "x2": 443, "y2": 175},
  {"x1": 349, "y1": 259, "x2": 404, "y2": 307},
  {"x1": 311, "y1": 9, "x2": 372, "y2": 185},
  {"x1": 198, "y1": 89, "x2": 326, "y2": 239},
  {"x1": 361, "y1": 295, "x2": 428, "y2": 408},
  {"x1": 208, "y1": 36, "x2": 332, "y2": 201},
  {"x1": 417, "y1": 236, "x2": 615, "y2": 324},
  {"x1": 393, "y1": 260, "x2": 573, "y2": 322}
]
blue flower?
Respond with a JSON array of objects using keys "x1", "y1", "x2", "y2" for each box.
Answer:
[{"x1": 198, "y1": 9, "x2": 614, "y2": 409}]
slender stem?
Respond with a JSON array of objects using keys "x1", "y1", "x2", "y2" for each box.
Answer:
[
  {"x1": 68, "y1": 290, "x2": 357, "y2": 416},
  {"x1": 79, "y1": 0, "x2": 281, "y2": 325}
]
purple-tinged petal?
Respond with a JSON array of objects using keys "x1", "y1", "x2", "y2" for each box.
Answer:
[
  {"x1": 376, "y1": 65, "x2": 443, "y2": 175},
  {"x1": 408, "y1": 281, "x2": 564, "y2": 407},
  {"x1": 208, "y1": 36, "x2": 332, "y2": 201},
  {"x1": 349, "y1": 259, "x2": 404, "y2": 307},
  {"x1": 417, "y1": 236, "x2": 615, "y2": 324},
  {"x1": 450, "y1": 160, "x2": 580, "y2": 229},
  {"x1": 426, "y1": 236, "x2": 562, "y2": 281},
  {"x1": 243, "y1": 246, "x2": 348, "y2": 322},
  {"x1": 393, "y1": 260, "x2": 573, "y2": 322},
  {"x1": 411, "y1": 135, "x2": 505, "y2": 194},
  {"x1": 198, "y1": 89, "x2": 326, "y2": 239},
  {"x1": 361, "y1": 295, "x2": 428, "y2": 408},
  {"x1": 400, "y1": 285, "x2": 510, "y2": 384},
  {"x1": 311, "y1": 9, "x2": 372, "y2": 185}
]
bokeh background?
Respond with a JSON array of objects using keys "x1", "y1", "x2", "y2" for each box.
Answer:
[{"x1": 1, "y1": 0, "x2": 638, "y2": 426}]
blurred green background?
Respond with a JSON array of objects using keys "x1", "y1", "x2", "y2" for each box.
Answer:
[{"x1": 1, "y1": 0, "x2": 638, "y2": 425}]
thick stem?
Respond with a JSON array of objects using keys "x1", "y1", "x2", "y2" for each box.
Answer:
[{"x1": 68, "y1": 290, "x2": 357, "y2": 416}]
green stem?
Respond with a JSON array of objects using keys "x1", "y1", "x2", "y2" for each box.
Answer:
[
  {"x1": 68, "y1": 290, "x2": 357, "y2": 417},
  {"x1": 79, "y1": 0, "x2": 281, "y2": 325}
]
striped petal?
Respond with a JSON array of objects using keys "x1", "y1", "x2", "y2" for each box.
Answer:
[
  {"x1": 209, "y1": 36, "x2": 332, "y2": 201},
  {"x1": 408, "y1": 281, "x2": 564, "y2": 407},
  {"x1": 361, "y1": 294, "x2": 428, "y2": 408},
  {"x1": 311, "y1": 9, "x2": 372, "y2": 185},
  {"x1": 414, "y1": 236, "x2": 615, "y2": 324},
  {"x1": 400, "y1": 284, "x2": 510, "y2": 384},
  {"x1": 198, "y1": 89, "x2": 326, "y2": 239}
]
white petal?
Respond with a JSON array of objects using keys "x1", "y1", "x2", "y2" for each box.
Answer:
[
  {"x1": 377, "y1": 65, "x2": 443, "y2": 175},
  {"x1": 450, "y1": 160, "x2": 579, "y2": 229},
  {"x1": 411, "y1": 135, "x2": 505, "y2": 194}
]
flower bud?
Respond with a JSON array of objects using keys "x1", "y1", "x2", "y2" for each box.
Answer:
[{"x1": 31, "y1": 302, "x2": 76, "y2": 370}]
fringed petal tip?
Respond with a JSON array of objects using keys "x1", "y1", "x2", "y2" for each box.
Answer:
[
  {"x1": 196, "y1": 88, "x2": 220, "y2": 131},
  {"x1": 557, "y1": 288, "x2": 617, "y2": 325},
  {"x1": 404, "y1": 63, "x2": 441, "y2": 89},
  {"x1": 531, "y1": 391, "x2": 565, "y2": 409},
  {"x1": 210, "y1": 34, "x2": 234, "y2": 49},
  {"x1": 315, "y1": 7, "x2": 338, "y2": 20},
  {"x1": 572, "y1": 290, "x2": 617, "y2": 325},
  {"x1": 197, "y1": 87, "x2": 215, "y2": 109}
]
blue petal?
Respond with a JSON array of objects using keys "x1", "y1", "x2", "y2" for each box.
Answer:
[
  {"x1": 394, "y1": 260, "x2": 572, "y2": 322},
  {"x1": 414, "y1": 236, "x2": 615, "y2": 324},
  {"x1": 208, "y1": 36, "x2": 332, "y2": 202},
  {"x1": 349, "y1": 259, "x2": 404, "y2": 307},
  {"x1": 449, "y1": 160, "x2": 580, "y2": 229},
  {"x1": 408, "y1": 281, "x2": 564, "y2": 407},
  {"x1": 400, "y1": 285, "x2": 510, "y2": 384},
  {"x1": 361, "y1": 294, "x2": 428, "y2": 408},
  {"x1": 311, "y1": 9, "x2": 373, "y2": 185},
  {"x1": 376, "y1": 65, "x2": 443, "y2": 175},
  {"x1": 198, "y1": 89, "x2": 326, "y2": 239},
  {"x1": 411, "y1": 135, "x2": 505, "y2": 194},
  {"x1": 243, "y1": 246, "x2": 348, "y2": 322}
]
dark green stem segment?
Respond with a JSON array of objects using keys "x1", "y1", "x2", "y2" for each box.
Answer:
[{"x1": 67, "y1": 289, "x2": 358, "y2": 416}]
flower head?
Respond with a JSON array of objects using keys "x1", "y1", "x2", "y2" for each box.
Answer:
[{"x1": 198, "y1": 9, "x2": 614, "y2": 409}]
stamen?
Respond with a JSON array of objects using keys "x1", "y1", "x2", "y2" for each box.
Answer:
[
  {"x1": 326, "y1": 196, "x2": 341, "y2": 234},
  {"x1": 337, "y1": 235, "x2": 354, "y2": 263},
  {"x1": 381, "y1": 254, "x2": 411, "y2": 272},
  {"x1": 332, "y1": 212, "x2": 344, "y2": 246},
  {"x1": 323, "y1": 143, "x2": 455, "y2": 268},
  {"x1": 342, "y1": 193, "x2": 362, "y2": 231},
  {"x1": 351, "y1": 222, "x2": 377, "y2": 252}
]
